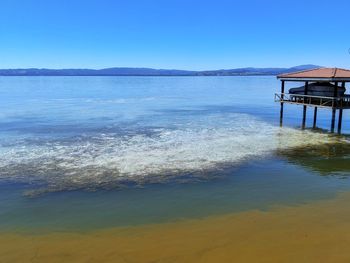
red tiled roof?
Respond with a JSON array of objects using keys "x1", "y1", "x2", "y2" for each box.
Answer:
[{"x1": 278, "y1": 68, "x2": 350, "y2": 80}]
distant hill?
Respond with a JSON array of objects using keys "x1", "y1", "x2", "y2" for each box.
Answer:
[
  {"x1": 0, "y1": 65, "x2": 320, "y2": 76},
  {"x1": 197, "y1": 65, "x2": 320, "y2": 76}
]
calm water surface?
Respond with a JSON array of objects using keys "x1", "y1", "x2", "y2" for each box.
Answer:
[{"x1": 1, "y1": 76, "x2": 350, "y2": 232}]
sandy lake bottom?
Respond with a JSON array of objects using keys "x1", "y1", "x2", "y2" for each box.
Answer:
[{"x1": 2, "y1": 191, "x2": 350, "y2": 263}]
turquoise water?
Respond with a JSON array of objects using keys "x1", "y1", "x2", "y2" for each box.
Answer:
[{"x1": 1, "y1": 76, "x2": 350, "y2": 232}]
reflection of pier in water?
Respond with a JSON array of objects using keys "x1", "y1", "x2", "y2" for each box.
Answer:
[
  {"x1": 275, "y1": 68, "x2": 350, "y2": 133},
  {"x1": 277, "y1": 142, "x2": 350, "y2": 175}
]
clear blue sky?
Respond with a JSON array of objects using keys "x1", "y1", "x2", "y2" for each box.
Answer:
[{"x1": 1, "y1": 0, "x2": 349, "y2": 70}]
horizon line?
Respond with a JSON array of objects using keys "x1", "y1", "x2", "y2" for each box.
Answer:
[{"x1": 0, "y1": 64, "x2": 323, "y2": 71}]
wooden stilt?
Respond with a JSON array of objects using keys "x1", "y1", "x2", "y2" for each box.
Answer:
[
  {"x1": 331, "y1": 82, "x2": 339, "y2": 133},
  {"x1": 302, "y1": 106, "x2": 307, "y2": 129},
  {"x1": 313, "y1": 107, "x2": 318, "y2": 129},
  {"x1": 338, "y1": 109, "x2": 343, "y2": 134},
  {"x1": 331, "y1": 108, "x2": 336, "y2": 132},
  {"x1": 302, "y1": 81, "x2": 309, "y2": 129},
  {"x1": 280, "y1": 81, "x2": 285, "y2": 126},
  {"x1": 337, "y1": 82, "x2": 346, "y2": 134}
]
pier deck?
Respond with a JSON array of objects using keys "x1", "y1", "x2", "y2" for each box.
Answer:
[{"x1": 275, "y1": 93, "x2": 350, "y2": 109}]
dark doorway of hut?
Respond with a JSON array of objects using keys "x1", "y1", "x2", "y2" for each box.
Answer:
[{"x1": 275, "y1": 68, "x2": 350, "y2": 134}]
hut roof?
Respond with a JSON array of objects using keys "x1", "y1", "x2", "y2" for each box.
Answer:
[{"x1": 277, "y1": 67, "x2": 350, "y2": 82}]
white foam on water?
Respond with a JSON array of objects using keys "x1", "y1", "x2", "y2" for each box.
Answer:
[{"x1": 0, "y1": 113, "x2": 342, "y2": 193}]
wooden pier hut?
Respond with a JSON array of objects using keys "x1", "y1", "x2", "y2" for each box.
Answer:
[{"x1": 275, "y1": 68, "x2": 350, "y2": 133}]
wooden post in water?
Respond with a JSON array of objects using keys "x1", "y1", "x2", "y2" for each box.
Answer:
[
  {"x1": 313, "y1": 107, "x2": 318, "y2": 129},
  {"x1": 331, "y1": 109, "x2": 337, "y2": 133},
  {"x1": 280, "y1": 80, "x2": 285, "y2": 126},
  {"x1": 338, "y1": 109, "x2": 343, "y2": 134},
  {"x1": 338, "y1": 82, "x2": 346, "y2": 134},
  {"x1": 302, "y1": 81, "x2": 308, "y2": 129},
  {"x1": 331, "y1": 82, "x2": 338, "y2": 133}
]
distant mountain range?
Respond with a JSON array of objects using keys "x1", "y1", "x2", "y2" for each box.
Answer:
[{"x1": 0, "y1": 65, "x2": 320, "y2": 76}]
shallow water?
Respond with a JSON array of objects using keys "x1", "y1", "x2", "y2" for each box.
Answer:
[
  {"x1": 3, "y1": 193, "x2": 350, "y2": 263},
  {"x1": 1, "y1": 76, "x2": 350, "y2": 234}
]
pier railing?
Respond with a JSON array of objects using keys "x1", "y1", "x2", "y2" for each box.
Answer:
[{"x1": 274, "y1": 93, "x2": 350, "y2": 109}]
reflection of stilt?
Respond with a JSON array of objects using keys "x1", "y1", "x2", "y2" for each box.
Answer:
[{"x1": 313, "y1": 107, "x2": 317, "y2": 129}]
